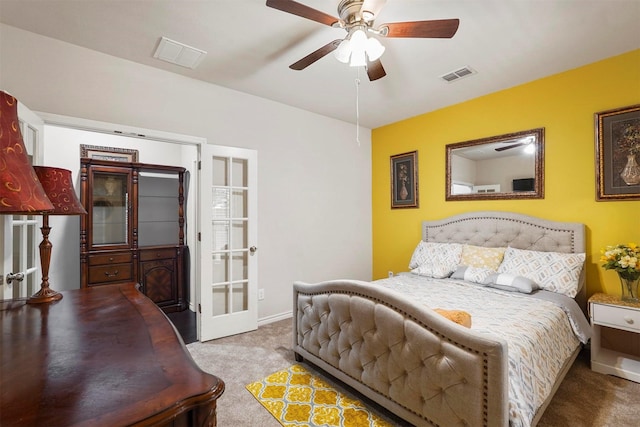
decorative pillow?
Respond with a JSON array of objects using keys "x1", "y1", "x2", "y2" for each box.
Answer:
[
  {"x1": 460, "y1": 245, "x2": 506, "y2": 270},
  {"x1": 497, "y1": 247, "x2": 585, "y2": 297},
  {"x1": 451, "y1": 265, "x2": 496, "y2": 284},
  {"x1": 483, "y1": 273, "x2": 539, "y2": 294},
  {"x1": 408, "y1": 241, "x2": 428, "y2": 270},
  {"x1": 434, "y1": 308, "x2": 472, "y2": 328},
  {"x1": 409, "y1": 242, "x2": 462, "y2": 278}
]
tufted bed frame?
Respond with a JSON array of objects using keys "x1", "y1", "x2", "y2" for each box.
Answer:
[{"x1": 293, "y1": 211, "x2": 586, "y2": 427}]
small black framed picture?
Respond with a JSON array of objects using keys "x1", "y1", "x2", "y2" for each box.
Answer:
[{"x1": 390, "y1": 151, "x2": 419, "y2": 209}]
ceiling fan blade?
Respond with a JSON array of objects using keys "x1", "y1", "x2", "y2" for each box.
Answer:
[
  {"x1": 381, "y1": 19, "x2": 460, "y2": 38},
  {"x1": 266, "y1": 0, "x2": 339, "y2": 27},
  {"x1": 366, "y1": 59, "x2": 386, "y2": 81},
  {"x1": 289, "y1": 40, "x2": 342, "y2": 70},
  {"x1": 495, "y1": 143, "x2": 525, "y2": 152}
]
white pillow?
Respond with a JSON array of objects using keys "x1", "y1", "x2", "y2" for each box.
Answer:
[
  {"x1": 408, "y1": 241, "x2": 429, "y2": 270},
  {"x1": 497, "y1": 247, "x2": 585, "y2": 297},
  {"x1": 483, "y1": 273, "x2": 539, "y2": 294},
  {"x1": 451, "y1": 265, "x2": 496, "y2": 284},
  {"x1": 409, "y1": 242, "x2": 462, "y2": 279}
]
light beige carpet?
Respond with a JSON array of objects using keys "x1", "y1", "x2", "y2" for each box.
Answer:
[{"x1": 186, "y1": 319, "x2": 640, "y2": 427}]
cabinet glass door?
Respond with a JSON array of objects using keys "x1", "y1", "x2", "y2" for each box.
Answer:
[
  {"x1": 138, "y1": 173, "x2": 180, "y2": 247},
  {"x1": 92, "y1": 172, "x2": 129, "y2": 246}
]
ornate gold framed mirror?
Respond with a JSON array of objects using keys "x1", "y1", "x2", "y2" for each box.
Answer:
[{"x1": 446, "y1": 128, "x2": 544, "y2": 201}]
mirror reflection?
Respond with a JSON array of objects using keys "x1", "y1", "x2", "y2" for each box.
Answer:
[{"x1": 446, "y1": 128, "x2": 544, "y2": 200}]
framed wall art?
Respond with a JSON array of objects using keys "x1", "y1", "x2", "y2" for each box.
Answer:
[
  {"x1": 595, "y1": 104, "x2": 640, "y2": 201},
  {"x1": 390, "y1": 151, "x2": 419, "y2": 209},
  {"x1": 80, "y1": 144, "x2": 139, "y2": 162}
]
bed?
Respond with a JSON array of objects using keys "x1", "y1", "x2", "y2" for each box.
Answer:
[{"x1": 292, "y1": 211, "x2": 592, "y2": 427}]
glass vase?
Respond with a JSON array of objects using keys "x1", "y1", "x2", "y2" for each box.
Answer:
[
  {"x1": 620, "y1": 153, "x2": 640, "y2": 186},
  {"x1": 618, "y1": 273, "x2": 640, "y2": 303}
]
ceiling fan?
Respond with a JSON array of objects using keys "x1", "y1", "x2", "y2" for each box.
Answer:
[
  {"x1": 495, "y1": 143, "x2": 526, "y2": 152},
  {"x1": 266, "y1": 0, "x2": 460, "y2": 81},
  {"x1": 494, "y1": 136, "x2": 536, "y2": 152}
]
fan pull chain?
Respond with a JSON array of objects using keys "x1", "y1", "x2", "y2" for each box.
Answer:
[{"x1": 355, "y1": 69, "x2": 361, "y2": 146}]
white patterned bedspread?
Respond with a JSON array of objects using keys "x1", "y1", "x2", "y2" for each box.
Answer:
[{"x1": 374, "y1": 273, "x2": 583, "y2": 427}]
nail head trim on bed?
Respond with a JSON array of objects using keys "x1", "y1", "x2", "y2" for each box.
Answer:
[{"x1": 422, "y1": 212, "x2": 583, "y2": 254}]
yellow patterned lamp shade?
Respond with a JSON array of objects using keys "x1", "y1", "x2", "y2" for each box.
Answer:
[{"x1": 0, "y1": 91, "x2": 54, "y2": 214}]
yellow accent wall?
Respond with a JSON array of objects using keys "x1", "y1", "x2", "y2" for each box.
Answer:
[{"x1": 372, "y1": 49, "x2": 640, "y2": 298}]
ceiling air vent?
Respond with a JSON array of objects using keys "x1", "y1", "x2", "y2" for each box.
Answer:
[
  {"x1": 153, "y1": 36, "x2": 207, "y2": 69},
  {"x1": 440, "y1": 66, "x2": 476, "y2": 83}
]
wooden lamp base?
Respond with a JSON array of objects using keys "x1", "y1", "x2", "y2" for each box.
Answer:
[{"x1": 27, "y1": 216, "x2": 63, "y2": 304}]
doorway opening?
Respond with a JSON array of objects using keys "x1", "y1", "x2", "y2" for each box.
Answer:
[{"x1": 38, "y1": 113, "x2": 202, "y2": 340}]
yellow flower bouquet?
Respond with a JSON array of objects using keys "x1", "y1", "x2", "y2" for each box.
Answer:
[{"x1": 601, "y1": 243, "x2": 640, "y2": 301}]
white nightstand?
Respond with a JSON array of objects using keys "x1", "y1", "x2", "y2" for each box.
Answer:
[{"x1": 589, "y1": 293, "x2": 640, "y2": 383}]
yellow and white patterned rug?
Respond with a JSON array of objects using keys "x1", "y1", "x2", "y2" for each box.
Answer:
[{"x1": 246, "y1": 364, "x2": 393, "y2": 427}]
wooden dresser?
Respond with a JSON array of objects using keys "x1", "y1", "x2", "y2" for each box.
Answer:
[{"x1": 0, "y1": 284, "x2": 224, "y2": 426}]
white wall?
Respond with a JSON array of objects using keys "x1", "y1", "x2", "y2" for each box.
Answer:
[
  {"x1": 0, "y1": 24, "x2": 372, "y2": 322},
  {"x1": 451, "y1": 154, "x2": 476, "y2": 184},
  {"x1": 475, "y1": 154, "x2": 535, "y2": 190},
  {"x1": 452, "y1": 152, "x2": 535, "y2": 191}
]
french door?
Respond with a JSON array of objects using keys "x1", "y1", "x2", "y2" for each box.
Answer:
[
  {"x1": 1, "y1": 102, "x2": 44, "y2": 299},
  {"x1": 198, "y1": 145, "x2": 258, "y2": 341}
]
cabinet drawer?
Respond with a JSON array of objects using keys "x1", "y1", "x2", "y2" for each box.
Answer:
[
  {"x1": 592, "y1": 303, "x2": 640, "y2": 333},
  {"x1": 88, "y1": 263, "x2": 133, "y2": 284},
  {"x1": 139, "y1": 248, "x2": 176, "y2": 261},
  {"x1": 89, "y1": 252, "x2": 132, "y2": 266}
]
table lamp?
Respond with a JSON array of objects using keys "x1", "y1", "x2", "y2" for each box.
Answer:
[
  {"x1": 31, "y1": 166, "x2": 87, "y2": 303},
  {"x1": 0, "y1": 91, "x2": 54, "y2": 214},
  {"x1": 1, "y1": 90, "x2": 86, "y2": 303}
]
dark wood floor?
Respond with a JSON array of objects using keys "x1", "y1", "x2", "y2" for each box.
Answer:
[{"x1": 167, "y1": 309, "x2": 197, "y2": 344}]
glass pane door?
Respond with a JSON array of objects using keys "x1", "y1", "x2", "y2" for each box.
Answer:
[
  {"x1": 199, "y1": 145, "x2": 257, "y2": 341},
  {"x1": 211, "y1": 156, "x2": 249, "y2": 316},
  {"x1": 91, "y1": 172, "x2": 129, "y2": 246}
]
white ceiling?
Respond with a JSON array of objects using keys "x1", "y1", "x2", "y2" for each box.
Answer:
[{"x1": 1, "y1": 0, "x2": 639, "y2": 129}]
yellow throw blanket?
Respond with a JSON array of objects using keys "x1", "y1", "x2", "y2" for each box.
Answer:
[{"x1": 434, "y1": 308, "x2": 472, "y2": 328}]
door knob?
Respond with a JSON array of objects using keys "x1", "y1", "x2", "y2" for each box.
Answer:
[
  {"x1": 6, "y1": 272, "x2": 25, "y2": 284},
  {"x1": 249, "y1": 246, "x2": 257, "y2": 254}
]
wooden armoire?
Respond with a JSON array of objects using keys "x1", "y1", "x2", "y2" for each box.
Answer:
[{"x1": 79, "y1": 158, "x2": 188, "y2": 312}]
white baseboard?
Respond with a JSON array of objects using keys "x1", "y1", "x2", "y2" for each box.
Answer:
[
  {"x1": 178, "y1": 305, "x2": 291, "y2": 328},
  {"x1": 258, "y1": 310, "x2": 292, "y2": 326}
]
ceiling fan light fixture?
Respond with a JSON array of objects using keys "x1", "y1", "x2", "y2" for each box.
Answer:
[
  {"x1": 365, "y1": 37, "x2": 385, "y2": 61},
  {"x1": 361, "y1": 10, "x2": 375, "y2": 22},
  {"x1": 334, "y1": 39, "x2": 352, "y2": 63},
  {"x1": 350, "y1": 49, "x2": 367, "y2": 67},
  {"x1": 336, "y1": 28, "x2": 385, "y2": 67},
  {"x1": 350, "y1": 29, "x2": 368, "y2": 50}
]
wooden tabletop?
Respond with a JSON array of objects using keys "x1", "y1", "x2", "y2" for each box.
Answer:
[{"x1": 1, "y1": 283, "x2": 224, "y2": 426}]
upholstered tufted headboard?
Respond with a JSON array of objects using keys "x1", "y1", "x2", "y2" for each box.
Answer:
[{"x1": 422, "y1": 211, "x2": 587, "y2": 310}]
